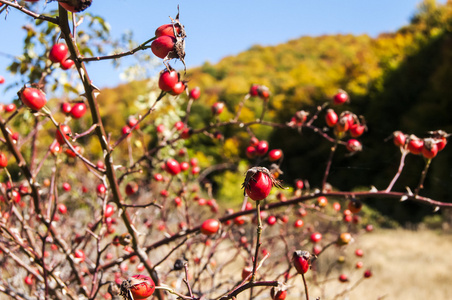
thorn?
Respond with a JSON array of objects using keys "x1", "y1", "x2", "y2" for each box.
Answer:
[{"x1": 405, "y1": 187, "x2": 413, "y2": 196}]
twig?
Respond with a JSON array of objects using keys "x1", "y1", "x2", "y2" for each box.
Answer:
[
  {"x1": 183, "y1": 262, "x2": 195, "y2": 299},
  {"x1": 333, "y1": 278, "x2": 364, "y2": 300},
  {"x1": 385, "y1": 148, "x2": 409, "y2": 192},
  {"x1": 414, "y1": 158, "x2": 432, "y2": 196},
  {"x1": 218, "y1": 281, "x2": 278, "y2": 300},
  {"x1": 153, "y1": 237, "x2": 188, "y2": 269},
  {"x1": 0, "y1": 284, "x2": 31, "y2": 300},
  {"x1": 0, "y1": 0, "x2": 58, "y2": 23},
  {"x1": 72, "y1": 123, "x2": 98, "y2": 140},
  {"x1": 112, "y1": 98, "x2": 161, "y2": 150},
  {"x1": 258, "y1": 99, "x2": 269, "y2": 123},
  {"x1": 154, "y1": 286, "x2": 193, "y2": 300},
  {"x1": 251, "y1": 200, "x2": 263, "y2": 280},
  {"x1": 315, "y1": 240, "x2": 336, "y2": 257},
  {"x1": 121, "y1": 201, "x2": 163, "y2": 209},
  {"x1": 301, "y1": 272, "x2": 309, "y2": 300},
  {"x1": 233, "y1": 94, "x2": 250, "y2": 122},
  {"x1": 306, "y1": 103, "x2": 328, "y2": 126},
  {"x1": 80, "y1": 37, "x2": 157, "y2": 62},
  {"x1": 249, "y1": 200, "x2": 262, "y2": 300},
  {"x1": 322, "y1": 140, "x2": 338, "y2": 192}
]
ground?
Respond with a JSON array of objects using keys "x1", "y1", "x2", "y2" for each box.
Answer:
[{"x1": 305, "y1": 229, "x2": 452, "y2": 300}]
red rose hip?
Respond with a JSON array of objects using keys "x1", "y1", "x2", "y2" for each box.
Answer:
[
  {"x1": 56, "y1": 124, "x2": 72, "y2": 144},
  {"x1": 155, "y1": 23, "x2": 181, "y2": 38},
  {"x1": 325, "y1": 109, "x2": 338, "y2": 127},
  {"x1": 189, "y1": 87, "x2": 201, "y2": 100},
  {"x1": 151, "y1": 36, "x2": 176, "y2": 59},
  {"x1": 165, "y1": 158, "x2": 181, "y2": 176},
  {"x1": 0, "y1": 152, "x2": 7, "y2": 168},
  {"x1": 292, "y1": 250, "x2": 314, "y2": 274},
  {"x1": 422, "y1": 138, "x2": 438, "y2": 159},
  {"x1": 20, "y1": 87, "x2": 47, "y2": 111},
  {"x1": 393, "y1": 131, "x2": 406, "y2": 147},
  {"x1": 200, "y1": 219, "x2": 220, "y2": 235},
  {"x1": 243, "y1": 168, "x2": 273, "y2": 201},
  {"x1": 49, "y1": 43, "x2": 68, "y2": 63},
  {"x1": 169, "y1": 81, "x2": 186, "y2": 96},
  {"x1": 350, "y1": 123, "x2": 365, "y2": 137},
  {"x1": 407, "y1": 135, "x2": 423, "y2": 155},
  {"x1": 256, "y1": 140, "x2": 269, "y2": 156},
  {"x1": 61, "y1": 59, "x2": 75, "y2": 70},
  {"x1": 268, "y1": 149, "x2": 283, "y2": 162},
  {"x1": 125, "y1": 275, "x2": 155, "y2": 300},
  {"x1": 158, "y1": 69, "x2": 179, "y2": 92},
  {"x1": 310, "y1": 232, "x2": 322, "y2": 243},
  {"x1": 346, "y1": 139, "x2": 362, "y2": 152},
  {"x1": 70, "y1": 102, "x2": 87, "y2": 119},
  {"x1": 333, "y1": 89, "x2": 349, "y2": 105},
  {"x1": 211, "y1": 102, "x2": 225, "y2": 115}
]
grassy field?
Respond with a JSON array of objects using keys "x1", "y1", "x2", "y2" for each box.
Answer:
[{"x1": 302, "y1": 229, "x2": 452, "y2": 300}]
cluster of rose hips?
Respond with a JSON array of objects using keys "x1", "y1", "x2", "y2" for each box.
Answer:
[
  {"x1": 245, "y1": 137, "x2": 283, "y2": 162},
  {"x1": 153, "y1": 156, "x2": 203, "y2": 181},
  {"x1": 393, "y1": 130, "x2": 448, "y2": 159},
  {"x1": 157, "y1": 120, "x2": 193, "y2": 140},
  {"x1": 246, "y1": 137, "x2": 269, "y2": 159},
  {"x1": 49, "y1": 43, "x2": 75, "y2": 70},
  {"x1": 158, "y1": 67, "x2": 202, "y2": 101},
  {"x1": 325, "y1": 109, "x2": 365, "y2": 137},
  {"x1": 336, "y1": 247, "x2": 372, "y2": 283},
  {"x1": 0, "y1": 43, "x2": 83, "y2": 148},
  {"x1": 0, "y1": 102, "x2": 18, "y2": 114},
  {"x1": 60, "y1": 101, "x2": 87, "y2": 119},
  {"x1": 152, "y1": 15, "x2": 192, "y2": 98},
  {"x1": 151, "y1": 17, "x2": 185, "y2": 62},
  {"x1": 325, "y1": 90, "x2": 367, "y2": 152},
  {"x1": 13, "y1": 42, "x2": 79, "y2": 113},
  {"x1": 249, "y1": 84, "x2": 271, "y2": 100},
  {"x1": 53, "y1": 123, "x2": 77, "y2": 154},
  {"x1": 313, "y1": 193, "x2": 367, "y2": 225},
  {"x1": 287, "y1": 110, "x2": 309, "y2": 128},
  {"x1": 121, "y1": 115, "x2": 140, "y2": 136},
  {"x1": 158, "y1": 67, "x2": 187, "y2": 96}
]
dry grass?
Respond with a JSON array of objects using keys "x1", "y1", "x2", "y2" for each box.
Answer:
[
  {"x1": 2, "y1": 229, "x2": 451, "y2": 299},
  {"x1": 206, "y1": 229, "x2": 452, "y2": 300},
  {"x1": 302, "y1": 229, "x2": 452, "y2": 300}
]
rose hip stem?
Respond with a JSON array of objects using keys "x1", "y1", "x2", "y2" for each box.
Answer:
[{"x1": 322, "y1": 140, "x2": 338, "y2": 192}]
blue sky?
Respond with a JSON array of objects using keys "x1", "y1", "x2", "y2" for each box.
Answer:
[{"x1": 0, "y1": 0, "x2": 444, "y2": 102}]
